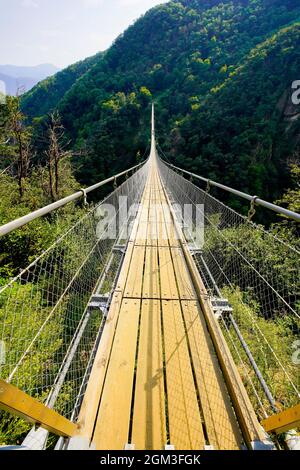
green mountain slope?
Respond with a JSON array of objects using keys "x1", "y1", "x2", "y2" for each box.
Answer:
[
  {"x1": 170, "y1": 22, "x2": 300, "y2": 203},
  {"x1": 21, "y1": 0, "x2": 300, "y2": 200},
  {"x1": 21, "y1": 52, "x2": 103, "y2": 118}
]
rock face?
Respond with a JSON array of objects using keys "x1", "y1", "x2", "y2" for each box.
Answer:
[
  {"x1": 278, "y1": 86, "x2": 300, "y2": 146},
  {"x1": 282, "y1": 88, "x2": 300, "y2": 118}
]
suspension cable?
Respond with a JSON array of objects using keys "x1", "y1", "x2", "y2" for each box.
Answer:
[{"x1": 160, "y1": 160, "x2": 300, "y2": 399}]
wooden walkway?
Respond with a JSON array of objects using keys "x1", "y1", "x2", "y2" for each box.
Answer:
[{"x1": 75, "y1": 151, "x2": 248, "y2": 450}]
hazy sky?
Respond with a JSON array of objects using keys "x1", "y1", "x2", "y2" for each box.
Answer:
[{"x1": 0, "y1": 0, "x2": 168, "y2": 68}]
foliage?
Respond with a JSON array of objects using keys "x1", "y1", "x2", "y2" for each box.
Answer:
[
  {"x1": 0, "y1": 97, "x2": 83, "y2": 278},
  {"x1": 201, "y1": 170, "x2": 300, "y2": 417},
  {"x1": 20, "y1": 0, "x2": 300, "y2": 200},
  {"x1": 21, "y1": 53, "x2": 103, "y2": 118},
  {"x1": 273, "y1": 162, "x2": 300, "y2": 242},
  {"x1": 0, "y1": 282, "x2": 63, "y2": 443},
  {"x1": 172, "y1": 23, "x2": 300, "y2": 205},
  {"x1": 221, "y1": 286, "x2": 299, "y2": 419}
]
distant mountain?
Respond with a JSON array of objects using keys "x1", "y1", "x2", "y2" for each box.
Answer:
[
  {"x1": 0, "y1": 72, "x2": 37, "y2": 96},
  {"x1": 0, "y1": 64, "x2": 59, "y2": 80},
  {"x1": 0, "y1": 63, "x2": 60, "y2": 95}
]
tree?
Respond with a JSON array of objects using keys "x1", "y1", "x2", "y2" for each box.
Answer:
[
  {"x1": 272, "y1": 161, "x2": 300, "y2": 244},
  {"x1": 1, "y1": 95, "x2": 32, "y2": 198},
  {"x1": 45, "y1": 112, "x2": 70, "y2": 201}
]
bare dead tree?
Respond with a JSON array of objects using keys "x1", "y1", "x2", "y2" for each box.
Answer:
[
  {"x1": 45, "y1": 112, "x2": 71, "y2": 201},
  {"x1": 7, "y1": 93, "x2": 31, "y2": 198}
]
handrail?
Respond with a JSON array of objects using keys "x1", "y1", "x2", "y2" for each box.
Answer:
[
  {"x1": 160, "y1": 158, "x2": 300, "y2": 223},
  {"x1": 0, "y1": 161, "x2": 145, "y2": 237}
]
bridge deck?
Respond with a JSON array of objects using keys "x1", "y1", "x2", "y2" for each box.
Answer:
[{"x1": 76, "y1": 157, "x2": 244, "y2": 450}]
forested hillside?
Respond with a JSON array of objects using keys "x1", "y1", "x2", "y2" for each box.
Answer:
[
  {"x1": 1, "y1": 0, "x2": 299, "y2": 258},
  {"x1": 21, "y1": 53, "x2": 102, "y2": 119},
  {"x1": 21, "y1": 0, "x2": 300, "y2": 203},
  {"x1": 172, "y1": 23, "x2": 300, "y2": 203}
]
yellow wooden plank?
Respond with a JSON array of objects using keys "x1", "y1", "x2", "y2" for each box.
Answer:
[
  {"x1": 158, "y1": 247, "x2": 178, "y2": 300},
  {"x1": 156, "y1": 199, "x2": 167, "y2": 235},
  {"x1": 132, "y1": 300, "x2": 166, "y2": 450},
  {"x1": 76, "y1": 291, "x2": 123, "y2": 441},
  {"x1": 0, "y1": 379, "x2": 76, "y2": 437},
  {"x1": 92, "y1": 299, "x2": 141, "y2": 450},
  {"x1": 139, "y1": 204, "x2": 150, "y2": 223},
  {"x1": 143, "y1": 246, "x2": 160, "y2": 299},
  {"x1": 115, "y1": 242, "x2": 134, "y2": 292},
  {"x1": 171, "y1": 248, "x2": 196, "y2": 300},
  {"x1": 159, "y1": 200, "x2": 171, "y2": 216},
  {"x1": 147, "y1": 211, "x2": 158, "y2": 247},
  {"x1": 150, "y1": 184, "x2": 157, "y2": 204},
  {"x1": 181, "y1": 300, "x2": 242, "y2": 450},
  {"x1": 135, "y1": 221, "x2": 148, "y2": 245},
  {"x1": 157, "y1": 196, "x2": 176, "y2": 244},
  {"x1": 133, "y1": 183, "x2": 151, "y2": 245},
  {"x1": 124, "y1": 245, "x2": 145, "y2": 298},
  {"x1": 130, "y1": 198, "x2": 148, "y2": 242},
  {"x1": 165, "y1": 222, "x2": 181, "y2": 247},
  {"x1": 162, "y1": 300, "x2": 205, "y2": 450},
  {"x1": 148, "y1": 200, "x2": 157, "y2": 224},
  {"x1": 157, "y1": 221, "x2": 169, "y2": 247},
  {"x1": 262, "y1": 404, "x2": 300, "y2": 434}
]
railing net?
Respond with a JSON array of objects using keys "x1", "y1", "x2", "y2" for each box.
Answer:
[
  {"x1": 158, "y1": 157, "x2": 300, "y2": 420},
  {"x1": 0, "y1": 161, "x2": 149, "y2": 445}
]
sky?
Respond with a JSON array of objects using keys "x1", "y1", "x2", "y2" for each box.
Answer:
[{"x1": 0, "y1": 0, "x2": 168, "y2": 69}]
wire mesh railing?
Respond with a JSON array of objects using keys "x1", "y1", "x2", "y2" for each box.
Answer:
[
  {"x1": 0, "y1": 160, "x2": 149, "y2": 446},
  {"x1": 157, "y1": 156, "x2": 300, "y2": 422}
]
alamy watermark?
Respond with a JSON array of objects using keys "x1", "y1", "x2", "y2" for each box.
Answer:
[
  {"x1": 291, "y1": 80, "x2": 300, "y2": 105},
  {"x1": 94, "y1": 198, "x2": 205, "y2": 248},
  {"x1": 0, "y1": 80, "x2": 6, "y2": 104},
  {"x1": 292, "y1": 340, "x2": 300, "y2": 365},
  {"x1": 0, "y1": 341, "x2": 6, "y2": 365}
]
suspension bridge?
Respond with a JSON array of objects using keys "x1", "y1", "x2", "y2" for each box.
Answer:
[{"x1": 0, "y1": 106, "x2": 299, "y2": 450}]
